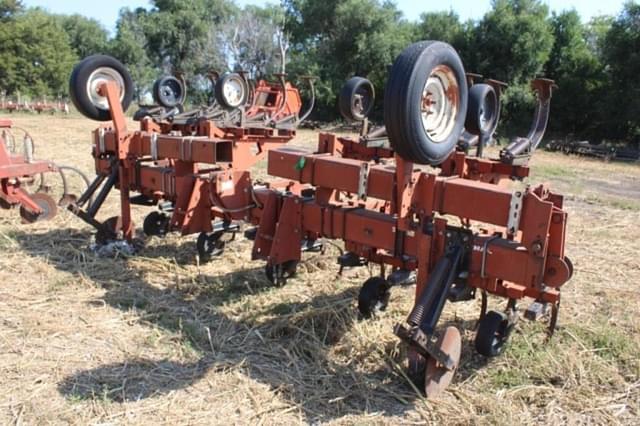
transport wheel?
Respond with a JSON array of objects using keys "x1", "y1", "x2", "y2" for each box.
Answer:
[
  {"x1": 475, "y1": 310, "x2": 511, "y2": 357},
  {"x1": 69, "y1": 55, "x2": 134, "y2": 121},
  {"x1": 357, "y1": 276, "x2": 390, "y2": 318},
  {"x1": 143, "y1": 211, "x2": 169, "y2": 237},
  {"x1": 19, "y1": 193, "x2": 57, "y2": 223},
  {"x1": 339, "y1": 77, "x2": 375, "y2": 121},
  {"x1": 215, "y1": 73, "x2": 248, "y2": 109},
  {"x1": 424, "y1": 326, "x2": 462, "y2": 399},
  {"x1": 465, "y1": 83, "x2": 499, "y2": 135},
  {"x1": 196, "y1": 231, "x2": 225, "y2": 262},
  {"x1": 153, "y1": 76, "x2": 185, "y2": 108},
  {"x1": 265, "y1": 260, "x2": 299, "y2": 286},
  {"x1": 384, "y1": 41, "x2": 468, "y2": 165}
]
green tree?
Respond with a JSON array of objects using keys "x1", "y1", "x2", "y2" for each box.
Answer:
[
  {"x1": 110, "y1": 7, "x2": 156, "y2": 98},
  {"x1": 603, "y1": 1, "x2": 640, "y2": 146},
  {"x1": 471, "y1": 0, "x2": 553, "y2": 82},
  {"x1": 545, "y1": 10, "x2": 606, "y2": 138},
  {"x1": 0, "y1": 0, "x2": 23, "y2": 21},
  {"x1": 58, "y1": 14, "x2": 109, "y2": 58},
  {"x1": 469, "y1": 0, "x2": 554, "y2": 136},
  {"x1": 0, "y1": 8, "x2": 77, "y2": 98},
  {"x1": 284, "y1": 0, "x2": 414, "y2": 118},
  {"x1": 223, "y1": 5, "x2": 287, "y2": 79},
  {"x1": 416, "y1": 11, "x2": 465, "y2": 47},
  {"x1": 143, "y1": 0, "x2": 234, "y2": 76}
]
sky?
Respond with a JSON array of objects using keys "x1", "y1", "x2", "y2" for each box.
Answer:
[{"x1": 23, "y1": 0, "x2": 627, "y2": 35}]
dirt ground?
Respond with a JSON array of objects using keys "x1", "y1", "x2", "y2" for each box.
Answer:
[{"x1": 0, "y1": 114, "x2": 639, "y2": 425}]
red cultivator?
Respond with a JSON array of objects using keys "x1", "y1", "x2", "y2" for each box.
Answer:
[
  {"x1": 69, "y1": 41, "x2": 572, "y2": 398},
  {"x1": 67, "y1": 55, "x2": 315, "y2": 258},
  {"x1": 0, "y1": 119, "x2": 60, "y2": 222}
]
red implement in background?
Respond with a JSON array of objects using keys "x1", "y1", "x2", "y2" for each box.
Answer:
[{"x1": 0, "y1": 119, "x2": 59, "y2": 223}]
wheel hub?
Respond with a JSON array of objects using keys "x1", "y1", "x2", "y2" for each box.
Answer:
[
  {"x1": 87, "y1": 67, "x2": 126, "y2": 110},
  {"x1": 421, "y1": 65, "x2": 459, "y2": 143},
  {"x1": 424, "y1": 326, "x2": 462, "y2": 399}
]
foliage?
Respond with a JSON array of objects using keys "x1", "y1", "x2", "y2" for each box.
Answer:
[
  {"x1": 57, "y1": 14, "x2": 110, "y2": 59},
  {"x1": 109, "y1": 7, "x2": 156, "y2": 97},
  {"x1": 0, "y1": 8, "x2": 76, "y2": 98},
  {"x1": 222, "y1": 5, "x2": 287, "y2": 79},
  {"x1": 0, "y1": 0, "x2": 22, "y2": 21},
  {"x1": 603, "y1": 2, "x2": 640, "y2": 146},
  {"x1": 284, "y1": 0, "x2": 413, "y2": 118},
  {"x1": 0, "y1": 0, "x2": 639, "y2": 146},
  {"x1": 545, "y1": 10, "x2": 606, "y2": 139}
]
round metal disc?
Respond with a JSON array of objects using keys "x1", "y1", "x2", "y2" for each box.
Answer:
[
  {"x1": 424, "y1": 326, "x2": 462, "y2": 399},
  {"x1": 421, "y1": 65, "x2": 460, "y2": 144},
  {"x1": 407, "y1": 347, "x2": 427, "y2": 386},
  {"x1": 222, "y1": 75, "x2": 246, "y2": 108},
  {"x1": 86, "y1": 66, "x2": 126, "y2": 111},
  {"x1": 20, "y1": 193, "x2": 57, "y2": 223}
]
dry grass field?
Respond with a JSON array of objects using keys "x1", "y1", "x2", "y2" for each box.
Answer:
[{"x1": 0, "y1": 114, "x2": 639, "y2": 425}]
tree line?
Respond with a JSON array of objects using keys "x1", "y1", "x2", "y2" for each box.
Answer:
[{"x1": 0, "y1": 0, "x2": 639, "y2": 147}]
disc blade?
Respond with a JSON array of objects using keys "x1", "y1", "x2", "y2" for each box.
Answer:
[{"x1": 424, "y1": 326, "x2": 462, "y2": 399}]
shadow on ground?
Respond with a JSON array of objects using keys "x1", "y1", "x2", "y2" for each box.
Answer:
[{"x1": 13, "y1": 228, "x2": 491, "y2": 421}]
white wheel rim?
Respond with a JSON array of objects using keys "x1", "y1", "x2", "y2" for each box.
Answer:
[
  {"x1": 222, "y1": 76, "x2": 245, "y2": 108},
  {"x1": 86, "y1": 67, "x2": 125, "y2": 111},
  {"x1": 420, "y1": 65, "x2": 459, "y2": 143}
]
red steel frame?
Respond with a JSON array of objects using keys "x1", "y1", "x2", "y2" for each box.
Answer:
[
  {"x1": 90, "y1": 81, "x2": 571, "y2": 306},
  {"x1": 254, "y1": 133, "x2": 571, "y2": 307},
  {"x1": 84, "y1": 80, "x2": 304, "y2": 240}
]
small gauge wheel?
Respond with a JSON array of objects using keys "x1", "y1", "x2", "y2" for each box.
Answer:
[
  {"x1": 153, "y1": 75, "x2": 186, "y2": 108},
  {"x1": 475, "y1": 310, "x2": 512, "y2": 357},
  {"x1": 214, "y1": 73, "x2": 248, "y2": 109},
  {"x1": 196, "y1": 231, "x2": 226, "y2": 262},
  {"x1": 143, "y1": 211, "x2": 170, "y2": 237},
  {"x1": 357, "y1": 276, "x2": 390, "y2": 318},
  {"x1": 265, "y1": 260, "x2": 299, "y2": 286},
  {"x1": 339, "y1": 77, "x2": 375, "y2": 121},
  {"x1": 465, "y1": 83, "x2": 499, "y2": 136}
]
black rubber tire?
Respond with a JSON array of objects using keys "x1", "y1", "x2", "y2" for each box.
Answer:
[
  {"x1": 196, "y1": 231, "x2": 225, "y2": 262},
  {"x1": 133, "y1": 108, "x2": 151, "y2": 121},
  {"x1": 358, "y1": 276, "x2": 391, "y2": 319},
  {"x1": 265, "y1": 260, "x2": 298, "y2": 286},
  {"x1": 69, "y1": 55, "x2": 134, "y2": 121},
  {"x1": 475, "y1": 310, "x2": 510, "y2": 357},
  {"x1": 339, "y1": 77, "x2": 375, "y2": 121},
  {"x1": 384, "y1": 41, "x2": 468, "y2": 165},
  {"x1": 143, "y1": 211, "x2": 169, "y2": 237},
  {"x1": 214, "y1": 73, "x2": 248, "y2": 110},
  {"x1": 465, "y1": 83, "x2": 499, "y2": 136},
  {"x1": 153, "y1": 76, "x2": 185, "y2": 108}
]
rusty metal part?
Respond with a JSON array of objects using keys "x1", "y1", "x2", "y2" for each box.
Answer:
[
  {"x1": 0, "y1": 119, "x2": 60, "y2": 222},
  {"x1": 19, "y1": 192, "x2": 57, "y2": 223},
  {"x1": 501, "y1": 79, "x2": 555, "y2": 164},
  {"x1": 424, "y1": 326, "x2": 462, "y2": 399},
  {"x1": 70, "y1": 75, "x2": 304, "y2": 244}
]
